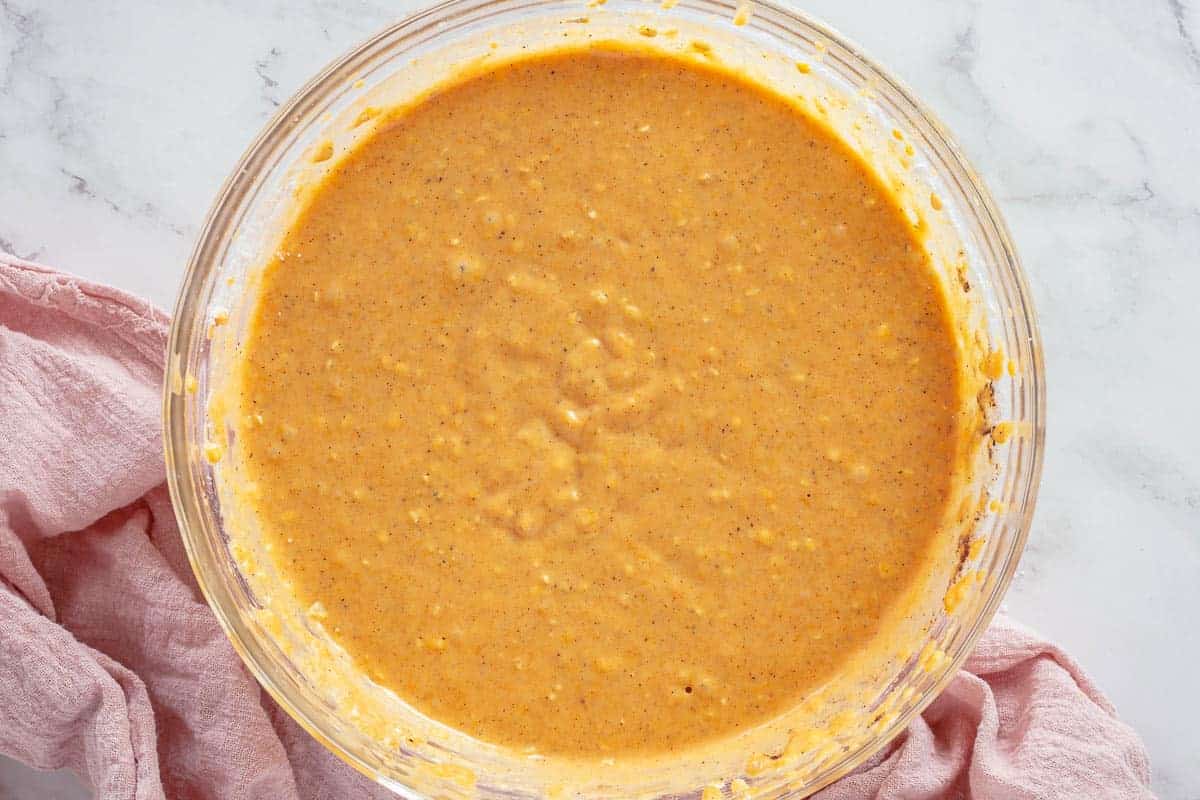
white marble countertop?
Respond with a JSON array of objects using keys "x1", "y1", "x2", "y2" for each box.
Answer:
[{"x1": 2, "y1": 0, "x2": 1197, "y2": 797}]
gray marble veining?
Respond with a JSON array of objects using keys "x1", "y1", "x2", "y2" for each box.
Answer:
[{"x1": 1, "y1": 0, "x2": 1197, "y2": 797}]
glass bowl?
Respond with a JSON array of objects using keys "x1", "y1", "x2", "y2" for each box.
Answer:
[{"x1": 163, "y1": 0, "x2": 1044, "y2": 797}]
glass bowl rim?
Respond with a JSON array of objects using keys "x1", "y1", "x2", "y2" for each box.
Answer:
[{"x1": 163, "y1": 0, "x2": 1046, "y2": 795}]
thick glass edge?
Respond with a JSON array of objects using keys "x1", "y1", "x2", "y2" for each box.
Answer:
[{"x1": 163, "y1": 0, "x2": 1046, "y2": 796}]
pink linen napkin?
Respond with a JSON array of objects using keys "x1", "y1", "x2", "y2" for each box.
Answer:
[{"x1": 0, "y1": 254, "x2": 1154, "y2": 800}]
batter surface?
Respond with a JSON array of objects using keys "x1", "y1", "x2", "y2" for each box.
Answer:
[{"x1": 236, "y1": 48, "x2": 961, "y2": 756}]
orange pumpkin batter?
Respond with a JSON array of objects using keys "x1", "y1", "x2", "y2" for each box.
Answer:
[{"x1": 234, "y1": 48, "x2": 962, "y2": 756}]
